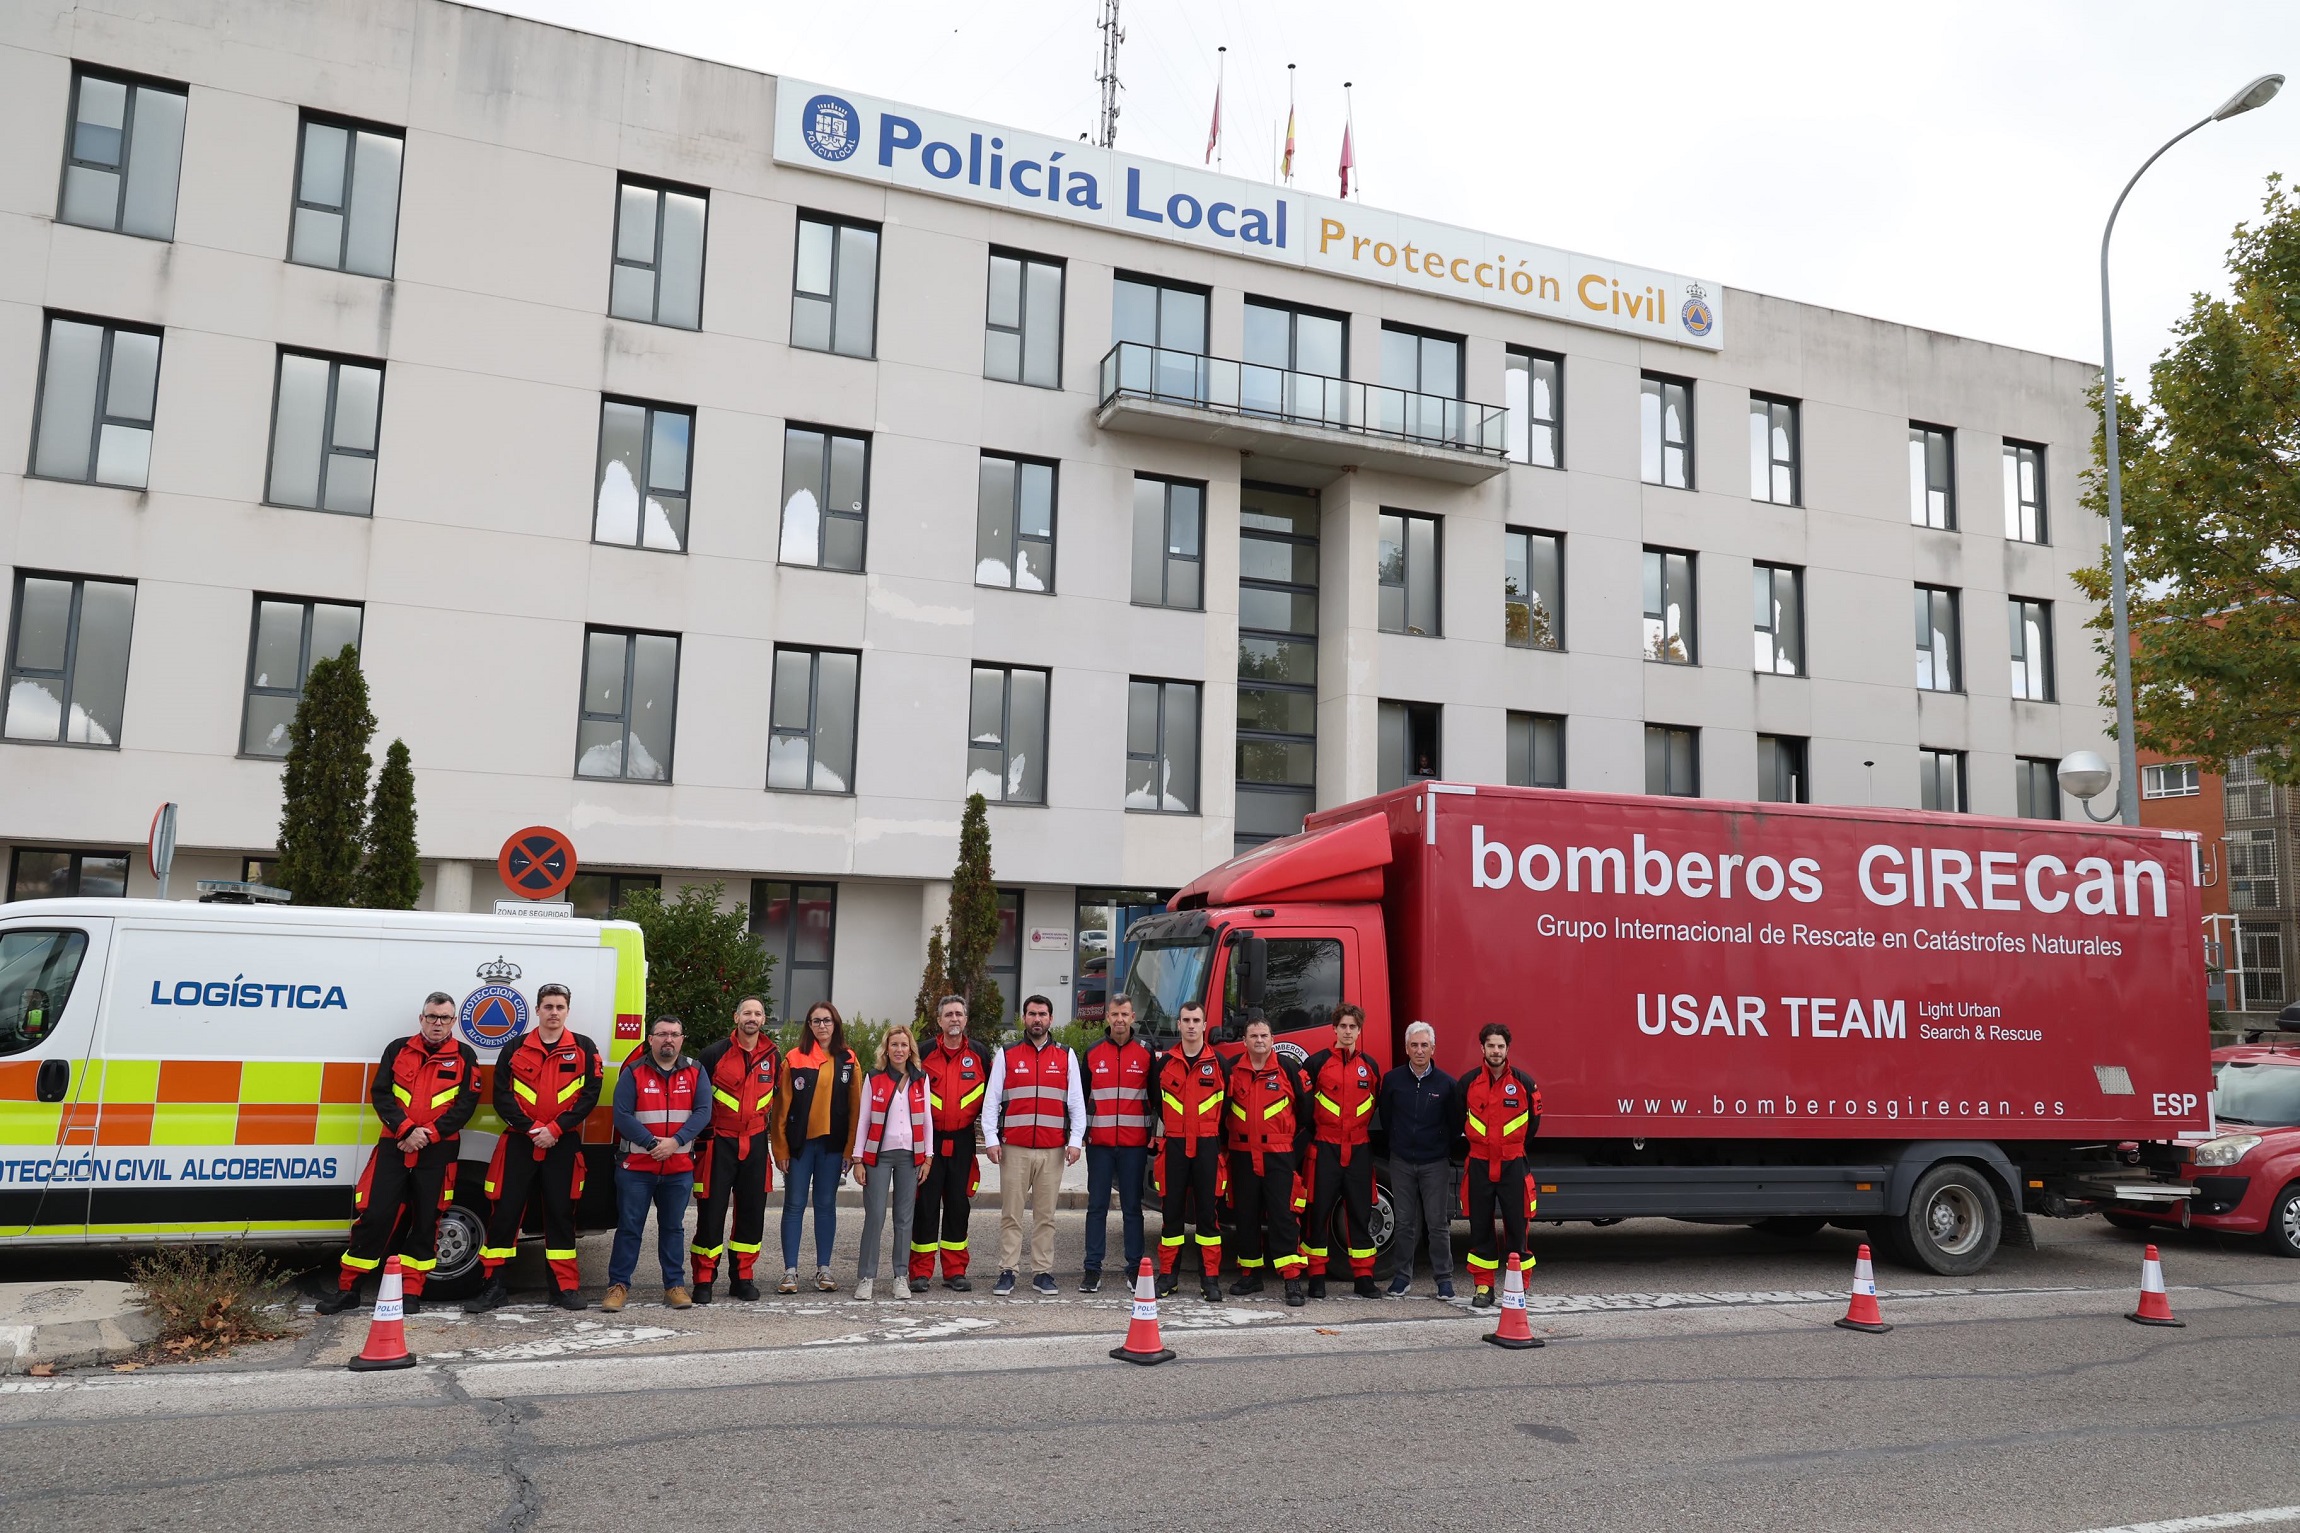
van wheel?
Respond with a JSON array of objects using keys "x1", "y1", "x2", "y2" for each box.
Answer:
[
  {"x1": 1750, "y1": 1217, "x2": 1827, "y2": 1238},
  {"x1": 1893, "y1": 1164, "x2": 2002, "y2": 1276},
  {"x1": 422, "y1": 1204, "x2": 488, "y2": 1300},
  {"x1": 2265, "y1": 1185, "x2": 2300, "y2": 1259}
]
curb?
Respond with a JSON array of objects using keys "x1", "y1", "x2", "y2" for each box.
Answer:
[{"x1": 0, "y1": 1312, "x2": 160, "y2": 1374}]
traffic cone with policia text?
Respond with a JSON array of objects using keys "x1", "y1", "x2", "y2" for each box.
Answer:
[
  {"x1": 1111, "y1": 1258, "x2": 1176, "y2": 1366},
  {"x1": 347, "y1": 1255, "x2": 418, "y2": 1371}
]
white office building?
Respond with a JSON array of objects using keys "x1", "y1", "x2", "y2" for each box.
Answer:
[{"x1": 1, "y1": 0, "x2": 2110, "y2": 1025}]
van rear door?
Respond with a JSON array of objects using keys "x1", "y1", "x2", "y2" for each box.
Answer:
[{"x1": 0, "y1": 916, "x2": 113, "y2": 1240}]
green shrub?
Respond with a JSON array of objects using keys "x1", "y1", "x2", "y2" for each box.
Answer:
[{"x1": 128, "y1": 1244, "x2": 293, "y2": 1358}]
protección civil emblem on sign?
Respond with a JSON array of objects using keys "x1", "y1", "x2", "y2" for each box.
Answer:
[
  {"x1": 1680, "y1": 282, "x2": 1715, "y2": 339},
  {"x1": 803, "y1": 94, "x2": 860, "y2": 161},
  {"x1": 459, "y1": 955, "x2": 530, "y2": 1049}
]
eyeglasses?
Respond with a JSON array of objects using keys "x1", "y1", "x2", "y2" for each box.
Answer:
[{"x1": 420, "y1": 1013, "x2": 457, "y2": 1024}]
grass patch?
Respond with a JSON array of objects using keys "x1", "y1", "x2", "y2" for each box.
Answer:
[{"x1": 127, "y1": 1244, "x2": 296, "y2": 1359}]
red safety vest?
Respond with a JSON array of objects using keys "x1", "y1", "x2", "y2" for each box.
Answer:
[
  {"x1": 387, "y1": 1034, "x2": 470, "y2": 1139},
  {"x1": 706, "y1": 1036, "x2": 779, "y2": 1155},
  {"x1": 922, "y1": 1036, "x2": 992, "y2": 1135},
  {"x1": 1304, "y1": 1044, "x2": 1379, "y2": 1165},
  {"x1": 996, "y1": 1037, "x2": 1073, "y2": 1150},
  {"x1": 857, "y1": 1070, "x2": 932, "y2": 1167},
  {"x1": 1157, "y1": 1045, "x2": 1228, "y2": 1155},
  {"x1": 501, "y1": 1028, "x2": 597, "y2": 1139},
  {"x1": 1225, "y1": 1052, "x2": 1304, "y2": 1173},
  {"x1": 1083, "y1": 1036, "x2": 1155, "y2": 1147},
  {"x1": 622, "y1": 1056, "x2": 703, "y2": 1174},
  {"x1": 1460, "y1": 1064, "x2": 1542, "y2": 1178}
]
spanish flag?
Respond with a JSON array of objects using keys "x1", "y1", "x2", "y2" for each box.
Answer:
[
  {"x1": 1282, "y1": 107, "x2": 1296, "y2": 182},
  {"x1": 1338, "y1": 120, "x2": 1354, "y2": 200}
]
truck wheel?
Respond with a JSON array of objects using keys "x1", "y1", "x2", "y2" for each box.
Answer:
[
  {"x1": 421, "y1": 1204, "x2": 488, "y2": 1300},
  {"x1": 1895, "y1": 1164, "x2": 2002, "y2": 1276},
  {"x1": 2265, "y1": 1185, "x2": 2300, "y2": 1259},
  {"x1": 1369, "y1": 1182, "x2": 1397, "y2": 1270},
  {"x1": 1750, "y1": 1217, "x2": 1827, "y2": 1238}
]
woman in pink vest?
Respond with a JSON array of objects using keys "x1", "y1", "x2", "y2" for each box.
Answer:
[{"x1": 850, "y1": 1023, "x2": 933, "y2": 1300}]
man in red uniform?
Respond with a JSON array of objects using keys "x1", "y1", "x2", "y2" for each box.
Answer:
[
  {"x1": 1450, "y1": 1021, "x2": 1542, "y2": 1308},
  {"x1": 689, "y1": 994, "x2": 779, "y2": 1302},
  {"x1": 1300, "y1": 1002, "x2": 1383, "y2": 1298},
  {"x1": 603, "y1": 1015, "x2": 711, "y2": 1312},
  {"x1": 912, "y1": 995, "x2": 991, "y2": 1291},
  {"x1": 1225, "y1": 1015, "x2": 1311, "y2": 1307},
  {"x1": 1153, "y1": 999, "x2": 1226, "y2": 1302},
  {"x1": 1079, "y1": 994, "x2": 1155, "y2": 1292},
  {"x1": 468, "y1": 982, "x2": 603, "y2": 1312},
  {"x1": 317, "y1": 991, "x2": 480, "y2": 1315}
]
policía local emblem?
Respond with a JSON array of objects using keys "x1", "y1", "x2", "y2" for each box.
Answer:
[
  {"x1": 1680, "y1": 282, "x2": 1715, "y2": 338},
  {"x1": 459, "y1": 955, "x2": 531, "y2": 1049},
  {"x1": 803, "y1": 94, "x2": 860, "y2": 161}
]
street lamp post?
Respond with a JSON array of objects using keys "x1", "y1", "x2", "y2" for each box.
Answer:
[{"x1": 2090, "y1": 72, "x2": 2283, "y2": 826}]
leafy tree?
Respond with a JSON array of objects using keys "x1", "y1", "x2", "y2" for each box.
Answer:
[
  {"x1": 274, "y1": 645, "x2": 373, "y2": 907},
  {"x1": 940, "y1": 793, "x2": 1004, "y2": 1039},
  {"x1": 913, "y1": 923, "x2": 949, "y2": 1027},
  {"x1": 357, "y1": 739, "x2": 422, "y2": 910},
  {"x1": 611, "y1": 882, "x2": 774, "y2": 1052},
  {"x1": 2074, "y1": 175, "x2": 2300, "y2": 781}
]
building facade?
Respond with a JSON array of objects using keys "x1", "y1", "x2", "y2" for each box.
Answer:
[{"x1": 1, "y1": 0, "x2": 2113, "y2": 1027}]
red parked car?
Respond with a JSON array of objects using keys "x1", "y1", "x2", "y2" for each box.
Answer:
[{"x1": 2109, "y1": 1011, "x2": 2300, "y2": 1256}]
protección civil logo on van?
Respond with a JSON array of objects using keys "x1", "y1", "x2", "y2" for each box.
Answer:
[
  {"x1": 459, "y1": 956, "x2": 530, "y2": 1049},
  {"x1": 803, "y1": 94, "x2": 861, "y2": 161}
]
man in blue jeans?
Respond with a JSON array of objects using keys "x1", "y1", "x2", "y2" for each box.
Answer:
[
  {"x1": 604, "y1": 1016, "x2": 710, "y2": 1312},
  {"x1": 1078, "y1": 995, "x2": 1155, "y2": 1292}
]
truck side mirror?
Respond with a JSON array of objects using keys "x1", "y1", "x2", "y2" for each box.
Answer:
[{"x1": 1239, "y1": 934, "x2": 1268, "y2": 1008}]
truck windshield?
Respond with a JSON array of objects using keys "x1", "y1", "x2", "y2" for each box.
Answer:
[
  {"x1": 2213, "y1": 1060, "x2": 2300, "y2": 1128},
  {"x1": 1123, "y1": 938, "x2": 1212, "y2": 1036}
]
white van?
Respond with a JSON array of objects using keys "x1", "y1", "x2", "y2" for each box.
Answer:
[{"x1": 0, "y1": 899, "x2": 644, "y2": 1296}]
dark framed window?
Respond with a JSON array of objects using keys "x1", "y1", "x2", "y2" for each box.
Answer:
[
  {"x1": 1915, "y1": 585, "x2": 1961, "y2": 692},
  {"x1": 2009, "y1": 597, "x2": 2054, "y2": 701},
  {"x1": 4, "y1": 573, "x2": 135, "y2": 748},
  {"x1": 1910, "y1": 423, "x2": 1955, "y2": 529},
  {"x1": 1236, "y1": 484, "x2": 1320, "y2": 850},
  {"x1": 241, "y1": 597, "x2": 362, "y2": 757},
  {"x1": 792, "y1": 212, "x2": 879, "y2": 358},
  {"x1": 750, "y1": 880, "x2": 835, "y2": 1025},
  {"x1": 1507, "y1": 712, "x2": 1565, "y2": 789},
  {"x1": 8, "y1": 848, "x2": 129, "y2": 902},
  {"x1": 1919, "y1": 748, "x2": 1966, "y2": 813},
  {"x1": 985, "y1": 250, "x2": 1064, "y2": 388},
  {"x1": 767, "y1": 646, "x2": 859, "y2": 794},
  {"x1": 1379, "y1": 324, "x2": 1463, "y2": 396},
  {"x1": 1758, "y1": 734, "x2": 1808, "y2": 804},
  {"x1": 1753, "y1": 562, "x2": 1803, "y2": 676},
  {"x1": 1505, "y1": 528, "x2": 1562, "y2": 650},
  {"x1": 57, "y1": 67, "x2": 185, "y2": 240},
  {"x1": 988, "y1": 888, "x2": 1025, "y2": 1027},
  {"x1": 568, "y1": 871, "x2": 658, "y2": 919},
  {"x1": 610, "y1": 177, "x2": 707, "y2": 329},
  {"x1": 1131, "y1": 476, "x2": 1203, "y2": 610},
  {"x1": 1640, "y1": 373, "x2": 1693, "y2": 489},
  {"x1": 1377, "y1": 511, "x2": 1441, "y2": 636},
  {"x1": 967, "y1": 665, "x2": 1049, "y2": 804},
  {"x1": 1241, "y1": 298, "x2": 1348, "y2": 422},
  {"x1": 1642, "y1": 548, "x2": 1697, "y2": 664},
  {"x1": 1126, "y1": 678, "x2": 1200, "y2": 814},
  {"x1": 1505, "y1": 349, "x2": 1562, "y2": 468},
  {"x1": 1749, "y1": 393, "x2": 1798, "y2": 504},
  {"x1": 2004, "y1": 442, "x2": 2047, "y2": 544},
  {"x1": 31, "y1": 314, "x2": 160, "y2": 489},
  {"x1": 1646, "y1": 724, "x2": 1699, "y2": 797},
  {"x1": 976, "y1": 454, "x2": 1056, "y2": 593},
  {"x1": 2016, "y1": 757, "x2": 2060, "y2": 820},
  {"x1": 288, "y1": 113, "x2": 404, "y2": 278},
  {"x1": 1377, "y1": 700, "x2": 1441, "y2": 791},
  {"x1": 595, "y1": 398, "x2": 692, "y2": 552},
  {"x1": 267, "y1": 350, "x2": 382, "y2": 515},
  {"x1": 575, "y1": 628, "x2": 678, "y2": 782},
  {"x1": 1111, "y1": 274, "x2": 1208, "y2": 353},
  {"x1": 779, "y1": 425, "x2": 868, "y2": 572}
]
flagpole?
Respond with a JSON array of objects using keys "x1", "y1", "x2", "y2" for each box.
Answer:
[
  {"x1": 1340, "y1": 80, "x2": 1356, "y2": 201},
  {"x1": 1283, "y1": 62, "x2": 1296, "y2": 185},
  {"x1": 1215, "y1": 46, "x2": 1226, "y2": 172}
]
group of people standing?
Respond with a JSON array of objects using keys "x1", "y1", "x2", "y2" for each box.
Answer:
[{"x1": 316, "y1": 986, "x2": 1544, "y2": 1316}]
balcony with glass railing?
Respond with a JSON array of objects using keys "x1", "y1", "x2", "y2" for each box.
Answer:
[{"x1": 1096, "y1": 341, "x2": 1509, "y2": 484}]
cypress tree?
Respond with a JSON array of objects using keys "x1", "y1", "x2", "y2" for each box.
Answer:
[
  {"x1": 942, "y1": 793, "x2": 1003, "y2": 1038},
  {"x1": 358, "y1": 738, "x2": 422, "y2": 910},
  {"x1": 913, "y1": 924, "x2": 949, "y2": 1027},
  {"x1": 275, "y1": 645, "x2": 374, "y2": 908}
]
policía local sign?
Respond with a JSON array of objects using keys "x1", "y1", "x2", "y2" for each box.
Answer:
[{"x1": 775, "y1": 82, "x2": 1724, "y2": 351}]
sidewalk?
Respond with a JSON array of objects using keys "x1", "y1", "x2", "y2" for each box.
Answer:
[{"x1": 0, "y1": 1281, "x2": 156, "y2": 1372}]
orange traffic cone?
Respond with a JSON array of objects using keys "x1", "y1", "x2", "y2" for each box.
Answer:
[
  {"x1": 1110, "y1": 1257, "x2": 1176, "y2": 1366},
  {"x1": 1482, "y1": 1251, "x2": 1543, "y2": 1349},
  {"x1": 2127, "y1": 1244, "x2": 2184, "y2": 1327},
  {"x1": 1833, "y1": 1243, "x2": 1892, "y2": 1334},
  {"x1": 347, "y1": 1255, "x2": 418, "y2": 1371}
]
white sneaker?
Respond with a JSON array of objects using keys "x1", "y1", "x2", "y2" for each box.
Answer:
[
  {"x1": 854, "y1": 1277, "x2": 874, "y2": 1301},
  {"x1": 892, "y1": 1277, "x2": 912, "y2": 1300}
]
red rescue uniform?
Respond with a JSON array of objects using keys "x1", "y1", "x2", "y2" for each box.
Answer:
[
  {"x1": 911, "y1": 1034, "x2": 991, "y2": 1282},
  {"x1": 1452, "y1": 1062, "x2": 1543, "y2": 1290},
  {"x1": 1301, "y1": 1041, "x2": 1381, "y2": 1279},
  {"x1": 482, "y1": 1027, "x2": 603, "y2": 1295},
  {"x1": 1082, "y1": 1037, "x2": 1155, "y2": 1147},
  {"x1": 1224, "y1": 1051, "x2": 1310, "y2": 1280},
  {"x1": 1155, "y1": 1043, "x2": 1227, "y2": 1276},
  {"x1": 691, "y1": 1034, "x2": 778, "y2": 1289},
  {"x1": 337, "y1": 1032, "x2": 480, "y2": 1298}
]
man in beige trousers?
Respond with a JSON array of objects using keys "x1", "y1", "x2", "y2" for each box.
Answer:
[{"x1": 982, "y1": 995, "x2": 1085, "y2": 1296}]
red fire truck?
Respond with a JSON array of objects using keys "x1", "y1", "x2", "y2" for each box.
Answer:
[{"x1": 1117, "y1": 785, "x2": 2213, "y2": 1274}]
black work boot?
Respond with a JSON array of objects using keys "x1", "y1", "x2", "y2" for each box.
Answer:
[
  {"x1": 1155, "y1": 1272, "x2": 1177, "y2": 1299},
  {"x1": 1284, "y1": 1279, "x2": 1306, "y2": 1307},
  {"x1": 1200, "y1": 1274, "x2": 1224, "y2": 1303},
  {"x1": 314, "y1": 1287, "x2": 362, "y2": 1316},
  {"x1": 1228, "y1": 1273, "x2": 1264, "y2": 1296},
  {"x1": 1353, "y1": 1277, "x2": 1381, "y2": 1299},
  {"x1": 691, "y1": 1283, "x2": 714, "y2": 1305},
  {"x1": 552, "y1": 1287, "x2": 586, "y2": 1311},
  {"x1": 1307, "y1": 1277, "x2": 1328, "y2": 1300},
  {"x1": 731, "y1": 1278, "x2": 760, "y2": 1301},
  {"x1": 464, "y1": 1277, "x2": 509, "y2": 1313},
  {"x1": 402, "y1": 1294, "x2": 424, "y2": 1316}
]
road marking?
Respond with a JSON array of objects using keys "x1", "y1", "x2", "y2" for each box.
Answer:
[
  {"x1": 2065, "y1": 1509, "x2": 2300, "y2": 1533},
  {"x1": 432, "y1": 1324, "x2": 682, "y2": 1362},
  {"x1": 805, "y1": 1316, "x2": 998, "y2": 1346},
  {"x1": 1522, "y1": 1284, "x2": 2080, "y2": 1315}
]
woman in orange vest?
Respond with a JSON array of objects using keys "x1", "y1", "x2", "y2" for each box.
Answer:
[
  {"x1": 772, "y1": 1001, "x2": 863, "y2": 1293},
  {"x1": 850, "y1": 1023, "x2": 933, "y2": 1300}
]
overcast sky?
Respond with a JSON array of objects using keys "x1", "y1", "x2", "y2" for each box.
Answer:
[{"x1": 488, "y1": 0, "x2": 2294, "y2": 388}]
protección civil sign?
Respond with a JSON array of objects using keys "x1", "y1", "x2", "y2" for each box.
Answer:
[{"x1": 498, "y1": 826, "x2": 578, "y2": 900}]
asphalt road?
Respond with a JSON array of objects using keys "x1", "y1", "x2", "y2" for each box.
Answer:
[{"x1": 4, "y1": 1213, "x2": 2298, "y2": 1533}]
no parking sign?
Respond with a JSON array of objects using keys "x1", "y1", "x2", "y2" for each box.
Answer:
[{"x1": 498, "y1": 826, "x2": 578, "y2": 900}]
